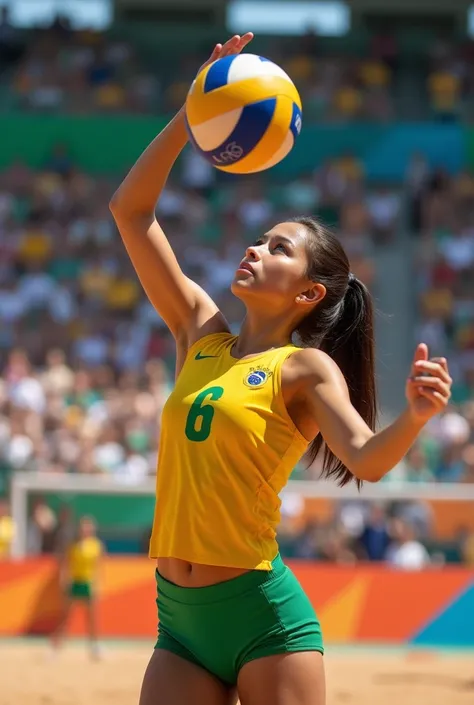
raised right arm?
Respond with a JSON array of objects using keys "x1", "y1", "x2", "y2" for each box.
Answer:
[
  {"x1": 109, "y1": 106, "x2": 227, "y2": 347},
  {"x1": 109, "y1": 34, "x2": 253, "y2": 350}
]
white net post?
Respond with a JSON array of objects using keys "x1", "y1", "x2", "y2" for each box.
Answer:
[{"x1": 10, "y1": 472, "x2": 157, "y2": 559}]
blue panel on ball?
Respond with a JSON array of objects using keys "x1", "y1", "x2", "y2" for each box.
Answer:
[
  {"x1": 203, "y1": 98, "x2": 277, "y2": 168},
  {"x1": 204, "y1": 55, "x2": 239, "y2": 93},
  {"x1": 290, "y1": 102, "x2": 303, "y2": 141},
  {"x1": 258, "y1": 56, "x2": 272, "y2": 62}
]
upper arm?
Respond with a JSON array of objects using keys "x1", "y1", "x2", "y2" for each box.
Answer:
[
  {"x1": 111, "y1": 212, "x2": 229, "y2": 346},
  {"x1": 296, "y1": 350, "x2": 374, "y2": 472}
]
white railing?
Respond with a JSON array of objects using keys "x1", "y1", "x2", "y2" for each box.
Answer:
[{"x1": 10, "y1": 472, "x2": 474, "y2": 558}]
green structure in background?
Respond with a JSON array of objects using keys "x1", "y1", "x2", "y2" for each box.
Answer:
[
  {"x1": 44, "y1": 492, "x2": 155, "y2": 551},
  {"x1": 3, "y1": 115, "x2": 465, "y2": 181},
  {"x1": 2, "y1": 115, "x2": 168, "y2": 175},
  {"x1": 465, "y1": 128, "x2": 474, "y2": 170}
]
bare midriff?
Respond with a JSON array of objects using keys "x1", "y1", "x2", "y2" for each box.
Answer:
[{"x1": 156, "y1": 557, "x2": 251, "y2": 588}]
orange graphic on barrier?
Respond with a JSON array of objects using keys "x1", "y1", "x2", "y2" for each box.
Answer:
[{"x1": 0, "y1": 558, "x2": 472, "y2": 645}]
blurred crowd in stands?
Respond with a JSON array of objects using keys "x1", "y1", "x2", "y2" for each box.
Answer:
[
  {"x1": 2, "y1": 9, "x2": 474, "y2": 121},
  {"x1": 0, "y1": 10, "x2": 159, "y2": 114},
  {"x1": 277, "y1": 498, "x2": 474, "y2": 568}
]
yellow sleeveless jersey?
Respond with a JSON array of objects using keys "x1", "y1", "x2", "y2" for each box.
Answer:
[
  {"x1": 68, "y1": 537, "x2": 103, "y2": 583},
  {"x1": 149, "y1": 332, "x2": 308, "y2": 570}
]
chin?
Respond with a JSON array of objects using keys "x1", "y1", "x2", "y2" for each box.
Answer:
[
  {"x1": 231, "y1": 278, "x2": 262, "y2": 302},
  {"x1": 230, "y1": 279, "x2": 271, "y2": 305},
  {"x1": 230, "y1": 279, "x2": 247, "y2": 300}
]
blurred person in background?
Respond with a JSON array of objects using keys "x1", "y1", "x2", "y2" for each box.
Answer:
[
  {"x1": 461, "y1": 444, "x2": 474, "y2": 482},
  {"x1": 403, "y1": 444, "x2": 435, "y2": 483},
  {"x1": 110, "y1": 33, "x2": 453, "y2": 705},
  {"x1": 40, "y1": 348, "x2": 75, "y2": 396},
  {"x1": 51, "y1": 515, "x2": 104, "y2": 660},
  {"x1": 365, "y1": 184, "x2": 401, "y2": 244},
  {"x1": 318, "y1": 526, "x2": 357, "y2": 564},
  {"x1": 27, "y1": 496, "x2": 57, "y2": 554},
  {"x1": 52, "y1": 504, "x2": 76, "y2": 556},
  {"x1": 386, "y1": 519, "x2": 431, "y2": 570},
  {"x1": 0, "y1": 498, "x2": 15, "y2": 560},
  {"x1": 405, "y1": 152, "x2": 430, "y2": 232},
  {"x1": 358, "y1": 504, "x2": 391, "y2": 561},
  {"x1": 461, "y1": 529, "x2": 474, "y2": 566},
  {"x1": 427, "y1": 61, "x2": 461, "y2": 122}
]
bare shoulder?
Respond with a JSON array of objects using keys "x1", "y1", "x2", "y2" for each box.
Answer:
[
  {"x1": 285, "y1": 347, "x2": 346, "y2": 387},
  {"x1": 183, "y1": 277, "x2": 230, "y2": 347},
  {"x1": 174, "y1": 280, "x2": 230, "y2": 379}
]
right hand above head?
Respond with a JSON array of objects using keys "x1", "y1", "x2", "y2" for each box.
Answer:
[{"x1": 197, "y1": 32, "x2": 254, "y2": 77}]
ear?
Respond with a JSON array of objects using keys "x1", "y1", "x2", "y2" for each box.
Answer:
[{"x1": 296, "y1": 282, "x2": 326, "y2": 306}]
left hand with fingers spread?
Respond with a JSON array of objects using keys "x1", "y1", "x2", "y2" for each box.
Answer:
[{"x1": 406, "y1": 343, "x2": 452, "y2": 424}]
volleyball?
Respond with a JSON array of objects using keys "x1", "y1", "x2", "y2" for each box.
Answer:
[{"x1": 185, "y1": 54, "x2": 302, "y2": 174}]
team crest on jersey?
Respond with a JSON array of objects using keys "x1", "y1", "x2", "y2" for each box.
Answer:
[{"x1": 244, "y1": 366, "x2": 272, "y2": 389}]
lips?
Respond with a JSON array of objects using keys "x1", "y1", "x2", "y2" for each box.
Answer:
[{"x1": 237, "y1": 261, "x2": 254, "y2": 274}]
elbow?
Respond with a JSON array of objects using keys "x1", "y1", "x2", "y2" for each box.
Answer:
[
  {"x1": 109, "y1": 190, "x2": 125, "y2": 220},
  {"x1": 362, "y1": 469, "x2": 385, "y2": 483},
  {"x1": 347, "y1": 432, "x2": 386, "y2": 483},
  {"x1": 348, "y1": 468, "x2": 385, "y2": 484},
  {"x1": 109, "y1": 192, "x2": 135, "y2": 228},
  {"x1": 109, "y1": 186, "x2": 137, "y2": 221},
  {"x1": 109, "y1": 190, "x2": 153, "y2": 226},
  {"x1": 348, "y1": 458, "x2": 386, "y2": 483}
]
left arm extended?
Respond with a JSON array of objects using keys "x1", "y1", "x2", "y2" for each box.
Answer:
[{"x1": 302, "y1": 344, "x2": 452, "y2": 482}]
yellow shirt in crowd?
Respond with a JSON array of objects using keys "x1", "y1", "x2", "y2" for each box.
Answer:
[{"x1": 0, "y1": 516, "x2": 15, "y2": 559}]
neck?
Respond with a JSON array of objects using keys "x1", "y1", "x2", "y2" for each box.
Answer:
[{"x1": 233, "y1": 309, "x2": 296, "y2": 358}]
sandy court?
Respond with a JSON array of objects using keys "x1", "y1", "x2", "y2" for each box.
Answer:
[{"x1": 0, "y1": 642, "x2": 472, "y2": 705}]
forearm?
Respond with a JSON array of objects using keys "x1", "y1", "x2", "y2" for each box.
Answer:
[
  {"x1": 352, "y1": 408, "x2": 425, "y2": 482},
  {"x1": 110, "y1": 107, "x2": 188, "y2": 217}
]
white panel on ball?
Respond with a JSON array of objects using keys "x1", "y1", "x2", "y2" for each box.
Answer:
[
  {"x1": 190, "y1": 107, "x2": 243, "y2": 151},
  {"x1": 227, "y1": 54, "x2": 292, "y2": 84}
]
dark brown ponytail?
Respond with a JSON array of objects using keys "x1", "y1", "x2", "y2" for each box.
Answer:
[{"x1": 291, "y1": 216, "x2": 377, "y2": 486}]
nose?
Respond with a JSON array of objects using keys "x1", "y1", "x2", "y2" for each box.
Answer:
[{"x1": 245, "y1": 245, "x2": 260, "y2": 261}]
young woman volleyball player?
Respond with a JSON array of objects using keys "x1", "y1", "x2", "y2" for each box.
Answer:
[{"x1": 110, "y1": 34, "x2": 452, "y2": 705}]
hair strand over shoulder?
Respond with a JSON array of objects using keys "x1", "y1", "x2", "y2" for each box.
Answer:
[{"x1": 291, "y1": 216, "x2": 377, "y2": 486}]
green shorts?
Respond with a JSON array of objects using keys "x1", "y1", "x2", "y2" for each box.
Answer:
[
  {"x1": 155, "y1": 553, "x2": 323, "y2": 685},
  {"x1": 68, "y1": 581, "x2": 93, "y2": 600}
]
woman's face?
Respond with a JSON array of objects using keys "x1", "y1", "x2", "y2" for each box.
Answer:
[
  {"x1": 231, "y1": 222, "x2": 320, "y2": 310},
  {"x1": 79, "y1": 518, "x2": 96, "y2": 539}
]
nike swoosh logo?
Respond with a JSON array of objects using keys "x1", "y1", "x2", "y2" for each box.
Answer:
[{"x1": 195, "y1": 352, "x2": 218, "y2": 360}]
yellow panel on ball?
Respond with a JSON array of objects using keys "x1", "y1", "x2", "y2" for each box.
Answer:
[{"x1": 186, "y1": 76, "x2": 302, "y2": 126}]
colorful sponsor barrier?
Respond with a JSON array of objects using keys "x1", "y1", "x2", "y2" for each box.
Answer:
[{"x1": 0, "y1": 558, "x2": 472, "y2": 646}]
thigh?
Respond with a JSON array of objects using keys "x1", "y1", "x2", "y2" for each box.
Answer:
[
  {"x1": 84, "y1": 598, "x2": 97, "y2": 620},
  {"x1": 139, "y1": 648, "x2": 238, "y2": 705},
  {"x1": 237, "y1": 652, "x2": 325, "y2": 705}
]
